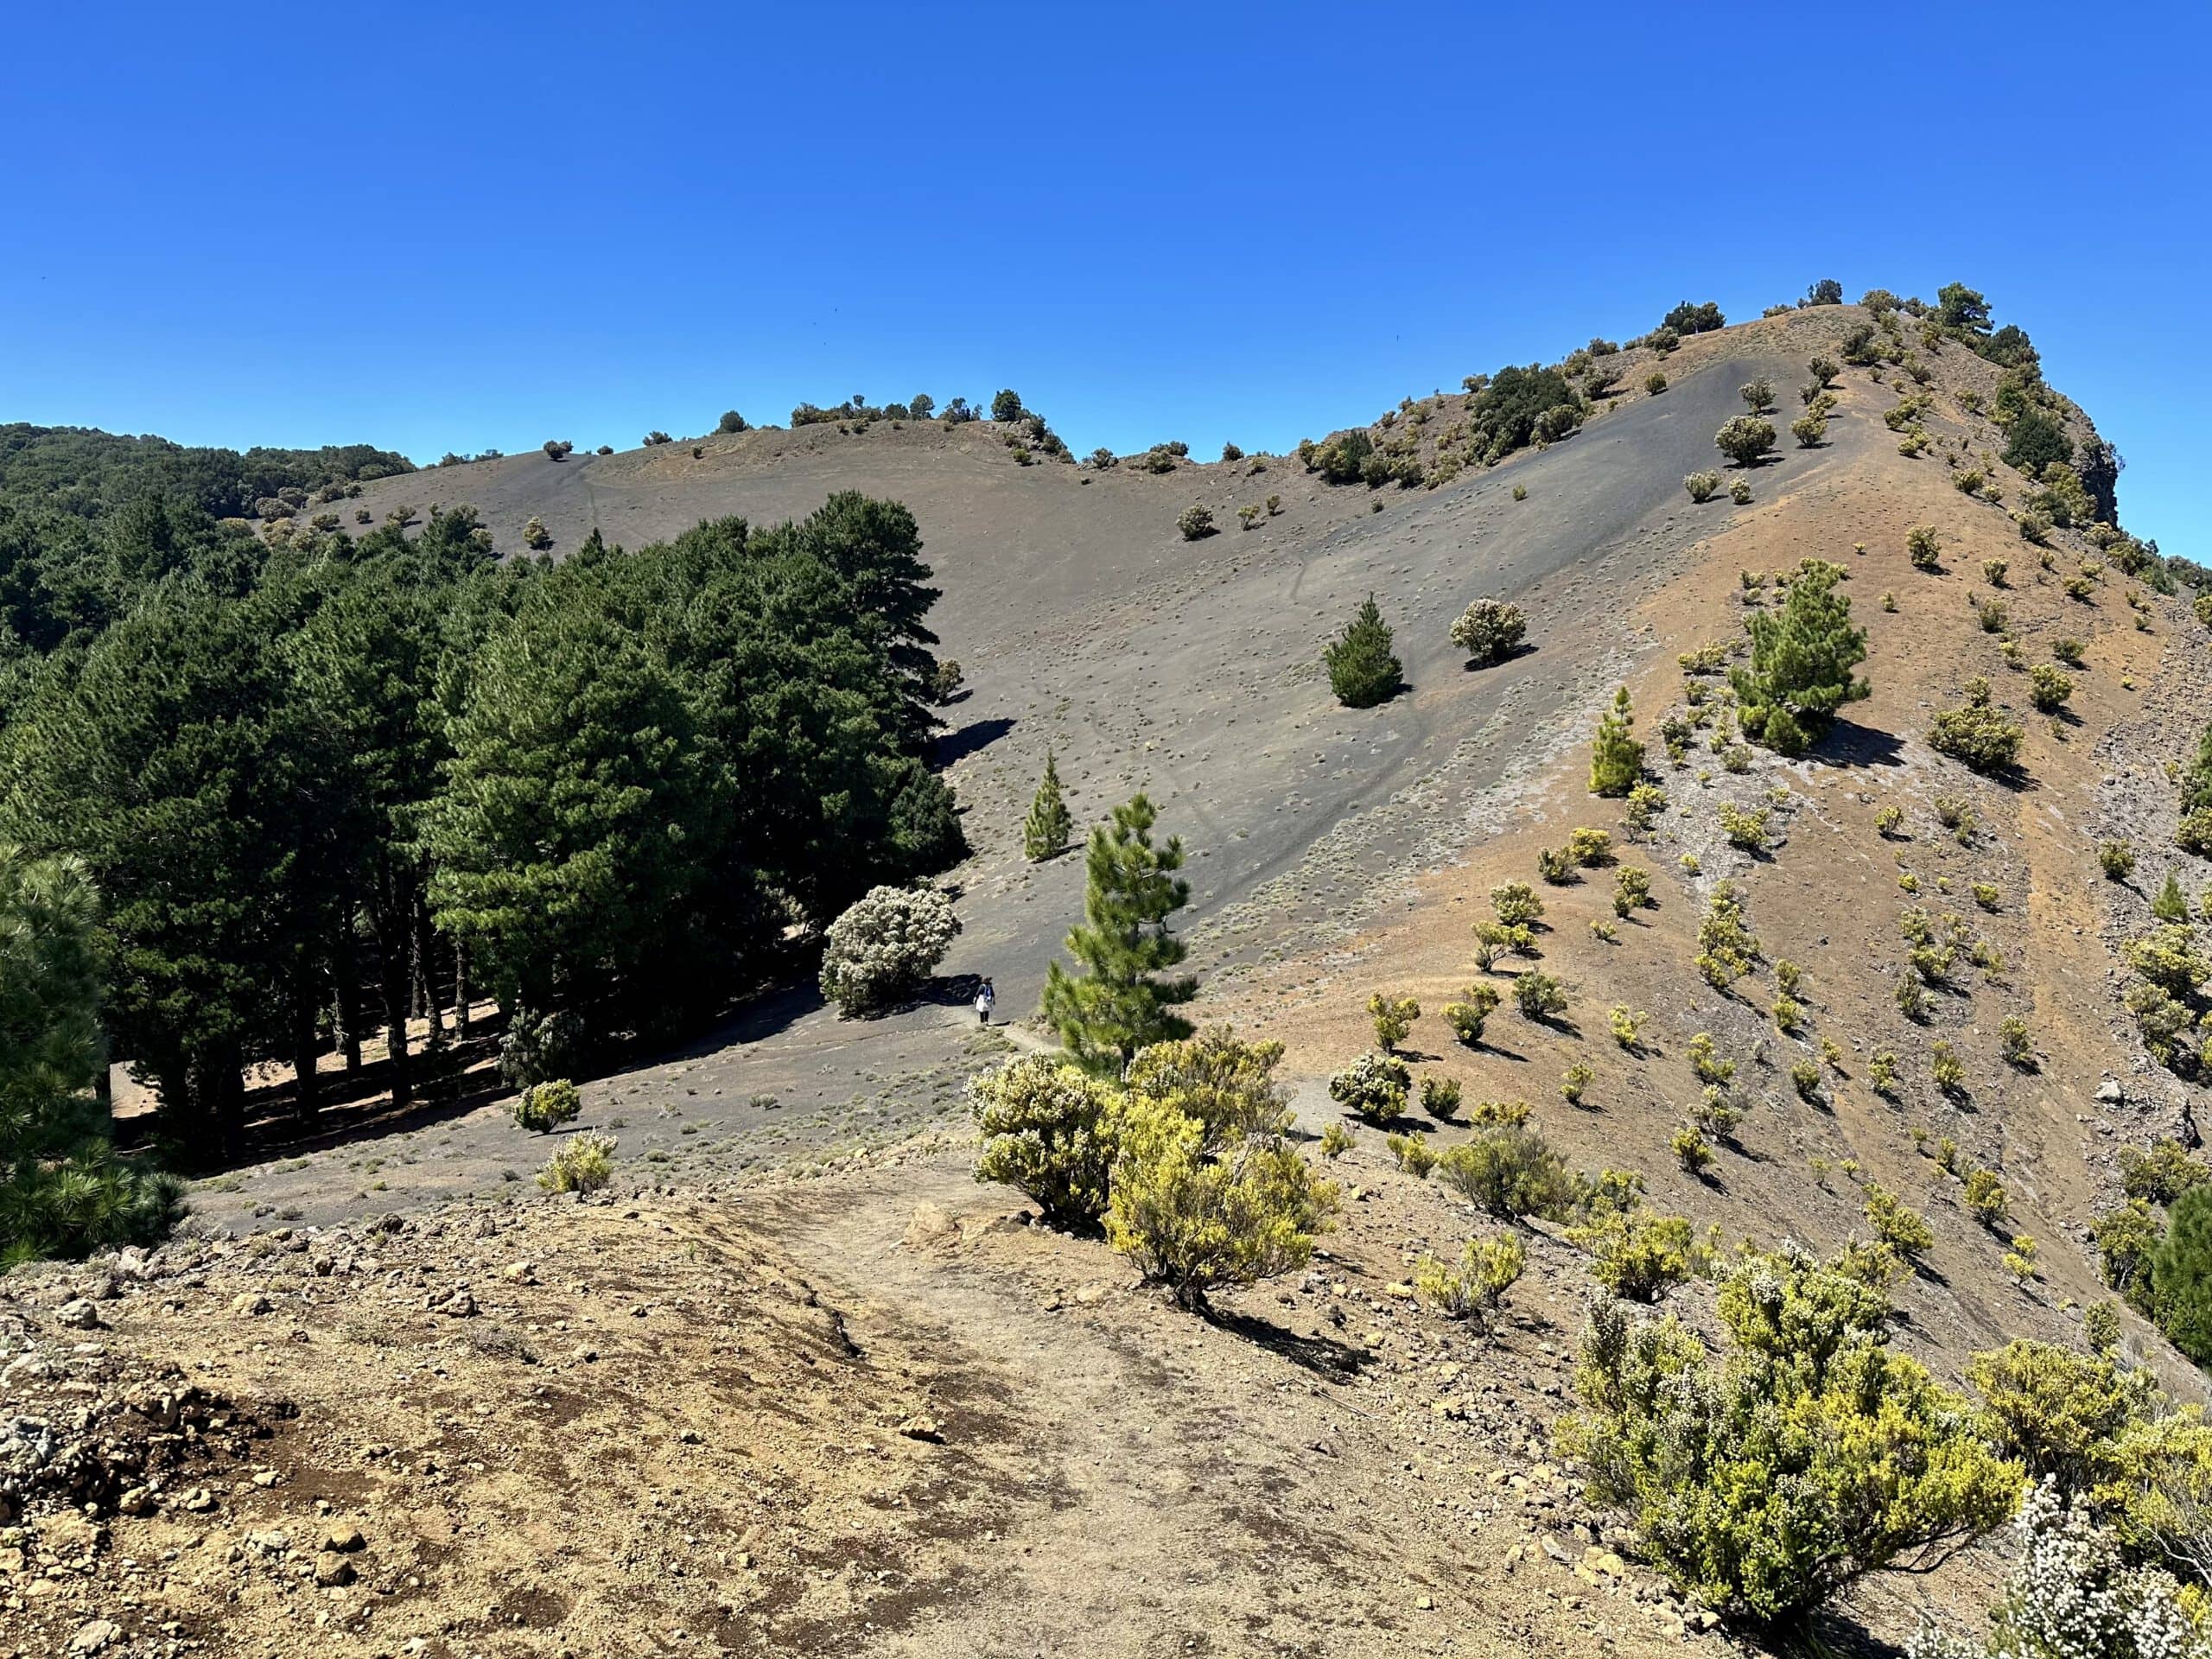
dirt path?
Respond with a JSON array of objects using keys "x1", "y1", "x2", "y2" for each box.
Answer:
[{"x1": 736, "y1": 1157, "x2": 1712, "y2": 1659}]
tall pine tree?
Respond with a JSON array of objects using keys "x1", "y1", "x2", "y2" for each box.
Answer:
[
  {"x1": 1040, "y1": 794, "x2": 1197, "y2": 1070},
  {"x1": 1023, "y1": 749, "x2": 1072, "y2": 861},
  {"x1": 0, "y1": 847, "x2": 179, "y2": 1262},
  {"x1": 1729, "y1": 559, "x2": 1867, "y2": 756},
  {"x1": 1588, "y1": 687, "x2": 1643, "y2": 797},
  {"x1": 1323, "y1": 594, "x2": 1402, "y2": 708}
]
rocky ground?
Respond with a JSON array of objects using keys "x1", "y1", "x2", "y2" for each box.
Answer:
[{"x1": 7, "y1": 1129, "x2": 2006, "y2": 1659}]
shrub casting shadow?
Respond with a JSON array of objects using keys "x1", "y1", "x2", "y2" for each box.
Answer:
[
  {"x1": 1208, "y1": 1307, "x2": 1374, "y2": 1382},
  {"x1": 1461, "y1": 643, "x2": 1537, "y2": 673}
]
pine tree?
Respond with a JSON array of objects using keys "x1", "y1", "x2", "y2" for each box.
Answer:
[
  {"x1": 1588, "y1": 687, "x2": 1643, "y2": 797},
  {"x1": 1729, "y1": 560, "x2": 1869, "y2": 755},
  {"x1": 2154, "y1": 1185, "x2": 2212, "y2": 1363},
  {"x1": 1023, "y1": 749, "x2": 1073, "y2": 861},
  {"x1": 0, "y1": 847, "x2": 180, "y2": 1263},
  {"x1": 1040, "y1": 793, "x2": 1198, "y2": 1069},
  {"x1": 2152, "y1": 871, "x2": 2190, "y2": 922},
  {"x1": 1323, "y1": 594, "x2": 1402, "y2": 709}
]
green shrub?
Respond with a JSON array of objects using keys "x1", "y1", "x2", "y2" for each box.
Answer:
[
  {"x1": 1790, "y1": 413, "x2": 1827, "y2": 448},
  {"x1": 970, "y1": 1055, "x2": 1122, "y2": 1226},
  {"x1": 1177, "y1": 504, "x2": 1215, "y2": 541},
  {"x1": 2120, "y1": 1139, "x2": 2210, "y2": 1204},
  {"x1": 1419, "y1": 1076, "x2": 1463, "y2": 1119},
  {"x1": 1515, "y1": 969, "x2": 1567, "y2": 1020},
  {"x1": 1104, "y1": 1091, "x2": 1336, "y2": 1311},
  {"x1": 512, "y1": 1078, "x2": 582, "y2": 1133},
  {"x1": 1929, "y1": 698, "x2": 2024, "y2": 774},
  {"x1": 1685, "y1": 470, "x2": 1721, "y2": 503},
  {"x1": 2028, "y1": 663, "x2": 2073, "y2": 712},
  {"x1": 1491, "y1": 881, "x2": 1544, "y2": 927},
  {"x1": 1907, "y1": 525, "x2": 1942, "y2": 570},
  {"x1": 1560, "y1": 1060, "x2": 1593, "y2": 1105},
  {"x1": 1368, "y1": 991, "x2": 1420, "y2": 1052},
  {"x1": 1719, "y1": 803, "x2": 1770, "y2": 850},
  {"x1": 1414, "y1": 1232, "x2": 1525, "y2": 1325},
  {"x1": 1387, "y1": 1130, "x2": 1436, "y2": 1177},
  {"x1": 1865, "y1": 1183, "x2": 1935, "y2": 1258},
  {"x1": 1694, "y1": 881, "x2": 1760, "y2": 988},
  {"x1": 1998, "y1": 1015, "x2": 2034, "y2": 1069},
  {"x1": 2100, "y1": 841, "x2": 2138, "y2": 880},
  {"x1": 1730, "y1": 477, "x2": 1753, "y2": 505},
  {"x1": 1645, "y1": 372, "x2": 1668, "y2": 395},
  {"x1": 1435, "y1": 1124, "x2": 1573, "y2": 1219},
  {"x1": 1570, "y1": 1208, "x2": 1711, "y2": 1301},
  {"x1": 537, "y1": 1134, "x2": 616, "y2": 1193},
  {"x1": 1931, "y1": 1039, "x2": 1967, "y2": 1097},
  {"x1": 2123, "y1": 924, "x2": 2211, "y2": 995},
  {"x1": 1442, "y1": 982, "x2": 1503, "y2": 1046},
  {"x1": 1962, "y1": 1166, "x2": 2009, "y2": 1229},
  {"x1": 1567, "y1": 827, "x2": 1614, "y2": 867},
  {"x1": 1671, "y1": 1123, "x2": 1713, "y2": 1174},
  {"x1": 1612, "y1": 865, "x2": 1651, "y2": 917}
]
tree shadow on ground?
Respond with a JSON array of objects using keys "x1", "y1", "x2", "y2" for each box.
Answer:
[
  {"x1": 1815, "y1": 718, "x2": 1906, "y2": 769},
  {"x1": 1207, "y1": 1307, "x2": 1374, "y2": 1382},
  {"x1": 935, "y1": 716, "x2": 1015, "y2": 766}
]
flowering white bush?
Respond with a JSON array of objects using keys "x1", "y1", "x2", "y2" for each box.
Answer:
[
  {"x1": 1910, "y1": 1479, "x2": 2206, "y2": 1659},
  {"x1": 819, "y1": 886, "x2": 960, "y2": 1015},
  {"x1": 1327, "y1": 1050, "x2": 1411, "y2": 1126}
]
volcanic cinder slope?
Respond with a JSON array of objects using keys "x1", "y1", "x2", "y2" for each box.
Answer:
[{"x1": 9, "y1": 302, "x2": 2206, "y2": 1659}]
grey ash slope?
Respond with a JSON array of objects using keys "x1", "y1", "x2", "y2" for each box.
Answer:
[
  {"x1": 221, "y1": 344, "x2": 1859, "y2": 1226},
  {"x1": 352, "y1": 351, "x2": 1847, "y2": 1016}
]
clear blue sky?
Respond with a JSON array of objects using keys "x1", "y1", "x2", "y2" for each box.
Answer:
[{"x1": 3, "y1": 2, "x2": 2204, "y2": 551}]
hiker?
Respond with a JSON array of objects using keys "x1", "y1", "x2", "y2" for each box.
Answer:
[{"x1": 976, "y1": 978, "x2": 995, "y2": 1026}]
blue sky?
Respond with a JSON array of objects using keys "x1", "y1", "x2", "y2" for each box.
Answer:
[{"x1": 3, "y1": 2, "x2": 2204, "y2": 550}]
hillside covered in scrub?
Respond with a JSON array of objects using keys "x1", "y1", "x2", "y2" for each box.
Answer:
[{"x1": 5, "y1": 280, "x2": 2212, "y2": 1659}]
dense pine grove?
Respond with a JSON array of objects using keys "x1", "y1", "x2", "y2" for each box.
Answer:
[{"x1": 0, "y1": 430, "x2": 963, "y2": 1192}]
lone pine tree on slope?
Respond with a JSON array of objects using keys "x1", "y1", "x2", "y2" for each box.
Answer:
[
  {"x1": 1324, "y1": 594, "x2": 1402, "y2": 709},
  {"x1": 1023, "y1": 749, "x2": 1072, "y2": 861},
  {"x1": 1040, "y1": 792, "x2": 1197, "y2": 1070},
  {"x1": 1588, "y1": 687, "x2": 1644, "y2": 797}
]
